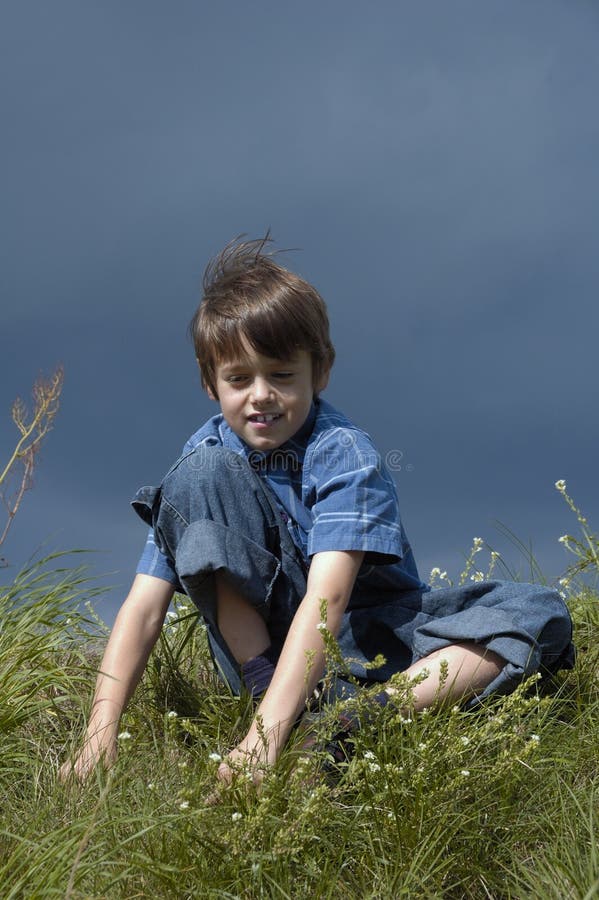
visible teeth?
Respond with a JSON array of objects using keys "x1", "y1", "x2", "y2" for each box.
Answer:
[{"x1": 253, "y1": 414, "x2": 279, "y2": 423}]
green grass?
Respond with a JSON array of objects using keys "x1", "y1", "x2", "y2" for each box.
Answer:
[{"x1": 1, "y1": 525, "x2": 598, "y2": 898}]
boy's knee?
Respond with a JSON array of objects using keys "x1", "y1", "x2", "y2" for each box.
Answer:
[{"x1": 158, "y1": 445, "x2": 279, "y2": 547}]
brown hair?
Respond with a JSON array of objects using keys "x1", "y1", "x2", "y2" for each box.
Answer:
[{"x1": 190, "y1": 234, "x2": 335, "y2": 397}]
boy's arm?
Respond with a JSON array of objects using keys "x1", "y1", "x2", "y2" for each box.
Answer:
[
  {"x1": 223, "y1": 550, "x2": 364, "y2": 776},
  {"x1": 60, "y1": 573, "x2": 174, "y2": 781}
]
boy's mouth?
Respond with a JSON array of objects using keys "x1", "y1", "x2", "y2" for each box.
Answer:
[{"x1": 248, "y1": 413, "x2": 282, "y2": 424}]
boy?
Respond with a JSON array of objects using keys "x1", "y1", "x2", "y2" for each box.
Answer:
[{"x1": 62, "y1": 236, "x2": 574, "y2": 786}]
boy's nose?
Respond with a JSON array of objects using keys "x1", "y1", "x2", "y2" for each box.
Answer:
[{"x1": 250, "y1": 377, "x2": 274, "y2": 403}]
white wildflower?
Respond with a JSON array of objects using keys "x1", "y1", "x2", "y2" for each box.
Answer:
[
  {"x1": 316, "y1": 622, "x2": 327, "y2": 631},
  {"x1": 460, "y1": 769, "x2": 470, "y2": 777},
  {"x1": 363, "y1": 751, "x2": 376, "y2": 760},
  {"x1": 470, "y1": 571, "x2": 484, "y2": 582},
  {"x1": 460, "y1": 736, "x2": 470, "y2": 746},
  {"x1": 231, "y1": 811, "x2": 243, "y2": 822},
  {"x1": 179, "y1": 800, "x2": 190, "y2": 810},
  {"x1": 167, "y1": 710, "x2": 178, "y2": 719},
  {"x1": 555, "y1": 480, "x2": 566, "y2": 493},
  {"x1": 251, "y1": 863, "x2": 260, "y2": 875},
  {"x1": 558, "y1": 535, "x2": 570, "y2": 545},
  {"x1": 473, "y1": 537, "x2": 484, "y2": 551},
  {"x1": 147, "y1": 782, "x2": 155, "y2": 791},
  {"x1": 368, "y1": 762, "x2": 381, "y2": 773},
  {"x1": 208, "y1": 752, "x2": 222, "y2": 763},
  {"x1": 387, "y1": 811, "x2": 396, "y2": 820},
  {"x1": 530, "y1": 734, "x2": 540, "y2": 743},
  {"x1": 117, "y1": 730, "x2": 132, "y2": 741},
  {"x1": 166, "y1": 610, "x2": 177, "y2": 619},
  {"x1": 430, "y1": 567, "x2": 448, "y2": 583}
]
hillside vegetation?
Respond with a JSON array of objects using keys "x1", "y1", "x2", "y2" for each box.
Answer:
[{"x1": 0, "y1": 485, "x2": 597, "y2": 898}]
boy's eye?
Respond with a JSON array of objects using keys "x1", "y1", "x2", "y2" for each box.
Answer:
[
  {"x1": 224, "y1": 372, "x2": 292, "y2": 384},
  {"x1": 225, "y1": 369, "x2": 294, "y2": 387}
]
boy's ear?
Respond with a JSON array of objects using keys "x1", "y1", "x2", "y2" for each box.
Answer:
[{"x1": 314, "y1": 366, "x2": 331, "y2": 395}]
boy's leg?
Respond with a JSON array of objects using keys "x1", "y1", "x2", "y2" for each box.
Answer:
[
  {"x1": 299, "y1": 642, "x2": 504, "y2": 778},
  {"x1": 214, "y1": 573, "x2": 270, "y2": 665},
  {"x1": 384, "y1": 642, "x2": 504, "y2": 710},
  {"x1": 214, "y1": 572, "x2": 280, "y2": 697},
  {"x1": 134, "y1": 446, "x2": 307, "y2": 694},
  {"x1": 305, "y1": 578, "x2": 573, "y2": 771},
  {"x1": 344, "y1": 580, "x2": 573, "y2": 723},
  {"x1": 408, "y1": 580, "x2": 574, "y2": 704}
]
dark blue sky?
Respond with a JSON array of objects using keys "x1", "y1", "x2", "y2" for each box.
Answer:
[{"x1": 2, "y1": 1, "x2": 598, "y2": 622}]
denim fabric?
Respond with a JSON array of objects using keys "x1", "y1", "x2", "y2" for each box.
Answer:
[
  {"x1": 132, "y1": 446, "x2": 307, "y2": 690},
  {"x1": 136, "y1": 399, "x2": 426, "y2": 593},
  {"x1": 132, "y1": 444, "x2": 574, "y2": 699},
  {"x1": 340, "y1": 580, "x2": 575, "y2": 705}
]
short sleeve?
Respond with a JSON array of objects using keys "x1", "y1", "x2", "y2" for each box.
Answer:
[
  {"x1": 136, "y1": 527, "x2": 181, "y2": 587},
  {"x1": 132, "y1": 418, "x2": 224, "y2": 589},
  {"x1": 307, "y1": 428, "x2": 404, "y2": 563}
]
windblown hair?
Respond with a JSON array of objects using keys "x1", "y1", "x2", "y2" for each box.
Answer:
[{"x1": 190, "y1": 234, "x2": 335, "y2": 397}]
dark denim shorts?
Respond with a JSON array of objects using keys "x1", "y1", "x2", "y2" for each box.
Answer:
[{"x1": 133, "y1": 446, "x2": 575, "y2": 703}]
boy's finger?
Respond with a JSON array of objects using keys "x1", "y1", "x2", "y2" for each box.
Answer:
[
  {"x1": 204, "y1": 785, "x2": 225, "y2": 807},
  {"x1": 58, "y1": 761, "x2": 73, "y2": 783},
  {"x1": 217, "y1": 761, "x2": 235, "y2": 785}
]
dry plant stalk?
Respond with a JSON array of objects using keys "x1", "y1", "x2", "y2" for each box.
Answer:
[{"x1": 0, "y1": 366, "x2": 64, "y2": 562}]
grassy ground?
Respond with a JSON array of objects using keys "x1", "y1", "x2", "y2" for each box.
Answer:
[{"x1": 1, "y1": 521, "x2": 598, "y2": 897}]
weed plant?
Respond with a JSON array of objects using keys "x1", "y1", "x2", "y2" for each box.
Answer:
[{"x1": 0, "y1": 485, "x2": 597, "y2": 898}]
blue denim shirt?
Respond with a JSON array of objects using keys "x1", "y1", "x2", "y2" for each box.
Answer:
[{"x1": 136, "y1": 398, "x2": 427, "y2": 597}]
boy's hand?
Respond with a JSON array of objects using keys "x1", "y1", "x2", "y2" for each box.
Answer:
[
  {"x1": 59, "y1": 575, "x2": 173, "y2": 785},
  {"x1": 204, "y1": 736, "x2": 272, "y2": 805},
  {"x1": 59, "y1": 730, "x2": 117, "y2": 783},
  {"x1": 217, "y1": 744, "x2": 266, "y2": 788},
  {"x1": 219, "y1": 729, "x2": 276, "y2": 783}
]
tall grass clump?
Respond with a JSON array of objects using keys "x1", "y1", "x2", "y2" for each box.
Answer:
[
  {"x1": 0, "y1": 553, "x2": 109, "y2": 736},
  {"x1": 0, "y1": 482, "x2": 597, "y2": 898}
]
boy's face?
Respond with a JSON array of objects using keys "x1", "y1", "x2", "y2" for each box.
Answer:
[{"x1": 208, "y1": 343, "x2": 328, "y2": 451}]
